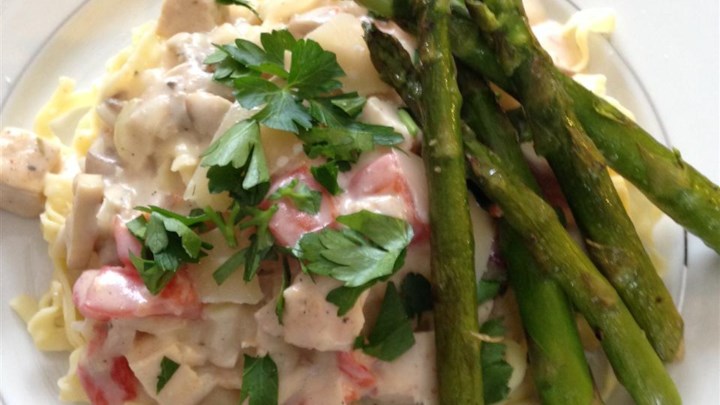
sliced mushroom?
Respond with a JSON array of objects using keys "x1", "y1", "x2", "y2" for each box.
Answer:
[{"x1": 185, "y1": 92, "x2": 232, "y2": 139}]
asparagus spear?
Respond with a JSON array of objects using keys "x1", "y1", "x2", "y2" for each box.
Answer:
[
  {"x1": 463, "y1": 0, "x2": 683, "y2": 362},
  {"x1": 562, "y1": 74, "x2": 720, "y2": 252},
  {"x1": 357, "y1": 0, "x2": 720, "y2": 253},
  {"x1": 460, "y1": 69, "x2": 598, "y2": 405},
  {"x1": 414, "y1": 1, "x2": 484, "y2": 403},
  {"x1": 464, "y1": 138, "x2": 681, "y2": 405},
  {"x1": 364, "y1": 19, "x2": 680, "y2": 405}
]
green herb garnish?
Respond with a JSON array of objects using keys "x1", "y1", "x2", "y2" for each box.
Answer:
[
  {"x1": 354, "y1": 282, "x2": 415, "y2": 361},
  {"x1": 156, "y1": 356, "x2": 180, "y2": 393},
  {"x1": 240, "y1": 354, "x2": 279, "y2": 405}
]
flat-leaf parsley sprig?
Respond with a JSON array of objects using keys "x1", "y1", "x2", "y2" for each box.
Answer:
[
  {"x1": 293, "y1": 210, "x2": 414, "y2": 315},
  {"x1": 126, "y1": 206, "x2": 213, "y2": 295},
  {"x1": 204, "y1": 29, "x2": 404, "y2": 194}
]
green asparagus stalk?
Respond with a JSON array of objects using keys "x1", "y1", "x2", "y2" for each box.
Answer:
[
  {"x1": 561, "y1": 74, "x2": 720, "y2": 252},
  {"x1": 464, "y1": 138, "x2": 681, "y2": 405},
  {"x1": 460, "y1": 69, "x2": 598, "y2": 404},
  {"x1": 464, "y1": 0, "x2": 683, "y2": 362},
  {"x1": 415, "y1": 1, "x2": 484, "y2": 403},
  {"x1": 364, "y1": 19, "x2": 680, "y2": 405},
  {"x1": 357, "y1": 0, "x2": 720, "y2": 253}
]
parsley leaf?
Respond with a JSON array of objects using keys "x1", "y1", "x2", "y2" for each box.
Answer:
[
  {"x1": 328, "y1": 93, "x2": 367, "y2": 118},
  {"x1": 269, "y1": 179, "x2": 322, "y2": 214},
  {"x1": 260, "y1": 30, "x2": 297, "y2": 68},
  {"x1": 310, "y1": 162, "x2": 343, "y2": 195},
  {"x1": 477, "y1": 279, "x2": 502, "y2": 304},
  {"x1": 204, "y1": 45, "x2": 253, "y2": 84},
  {"x1": 204, "y1": 29, "x2": 404, "y2": 194},
  {"x1": 354, "y1": 282, "x2": 415, "y2": 361},
  {"x1": 240, "y1": 354, "x2": 279, "y2": 405},
  {"x1": 326, "y1": 282, "x2": 376, "y2": 316},
  {"x1": 212, "y1": 249, "x2": 246, "y2": 285},
  {"x1": 211, "y1": 204, "x2": 278, "y2": 283},
  {"x1": 305, "y1": 98, "x2": 403, "y2": 154},
  {"x1": 293, "y1": 210, "x2": 413, "y2": 288},
  {"x1": 299, "y1": 126, "x2": 375, "y2": 163},
  {"x1": 286, "y1": 39, "x2": 344, "y2": 98},
  {"x1": 275, "y1": 256, "x2": 292, "y2": 324},
  {"x1": 201, "y1": 120, "x2": 270, "y2": 206},
  {"x1": 241, "y1": 86, "x2": 313, "y2": 133},
  {"x1": 400, "y1": 273, "x2": 433, "y2": 320},
  {"x1": 480, "y1": 318, "x2": 513, "y2": 404},
  {"x1": 207, "y1": 30, "x2": 342, "y2": 133},
  {"x1": 156, "y1": 356, "x2": 180, "y2": 393},
  {"x1": 127, "y1": 207, "x2": 212, "y2": 294}
]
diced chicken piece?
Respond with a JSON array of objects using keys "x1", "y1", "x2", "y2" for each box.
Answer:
[
  {"x1": 156, "y1": 365, "x2": 217, "y2": 405},
  {"x1": 370, "y1": 332, "x2": 438, "y2": 404},
  {"x1": 195, "y1": 365, "x2": 243, "y2": 391},
  {"x1": 201, "y1": 304, "x2": 256, "y2": 368},
  {"x1": 358, "y1": 96, "x2": 417, "y2": 151},
  {"x1": 156, "y1": 0, "x2": 226, "y2": 38},
  {"x1": 0, "y1": 127, "x2": 61, "y2": 217},
  {"x1": 287, "y1": 3, "x2": 366, "y2": 38},
  {"x1": 343, "y1": 149, "x2": 429, "y2": 240},
  {"x1": 73, "y1": 266, "x2": 201, "y2": 321},
  {"x1": 281, "y1": 351, "x2": 348, "y2": 405},
  {"x1": 113, "y1": 95, "x2": 191, "y2": 171},
  {"x1": 261, "y1": 126, "x2": 312, "y2": 176},
  {"x1": 287, "y1": 6, "x2": 345, "y2": 38},
  {"x1": 305, "y1": 13, "x2": 392, "y2": 96},
  {"x1": 260, "y1": 273, "x2": 368, "y2": 352},
  {"x1": 198, "y1": 388, "x2": 240, "y2": 405},
  {"x1": 188, "y1": 229, "x2": 264, "y2": 305},
  {"x1": 126, "y1": 335, "x2": 216, "y2": 405},
  {"x1": 185, "y1": 92, "x2": 232, "y2": 139},
  {"x1": 253, "y1": 298, "x2": 285, "y2": 339},
  {"x1": 257, "y1": 0, "x2": 334, "y2": 24},
  {"x1": 266, "y1": 167, "x2": 336, "y2": 247},
  {"x1": 65, "y1": 174, "x2": 105, "y2": 270}
]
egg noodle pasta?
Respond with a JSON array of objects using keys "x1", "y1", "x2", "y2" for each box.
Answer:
[{"x1": 8, "y1": 1, "x2": 662, "y2": 404}]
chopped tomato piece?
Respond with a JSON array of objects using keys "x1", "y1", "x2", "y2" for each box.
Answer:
[
  {"x1": 73, "y1": 266, "x2": 201, "y2": 321},
  {"x1": 266, "y1": 167, "x2": 336, "y2": 247},
  {"x1": 337, "y1": 351, "x2": 376, "y2": 389},
  {"x1": 113, "y1": 218, "x2": 142, "y2": 267}
]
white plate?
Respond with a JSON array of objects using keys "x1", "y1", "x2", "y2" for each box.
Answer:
[{"x1": 1, "y1": 0, "x2": 718, "y2": 404}]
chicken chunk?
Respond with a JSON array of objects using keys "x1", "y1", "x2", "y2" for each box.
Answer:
[
  {"x1": 156, "y1": 0, "x2": 226, "y2": 38},
  {"x1": 255, "y1": 273, "x2": 368, "y2": 352},
  {"x1": 0, "y1": 127, "x2": 61, "y2": 217}
]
